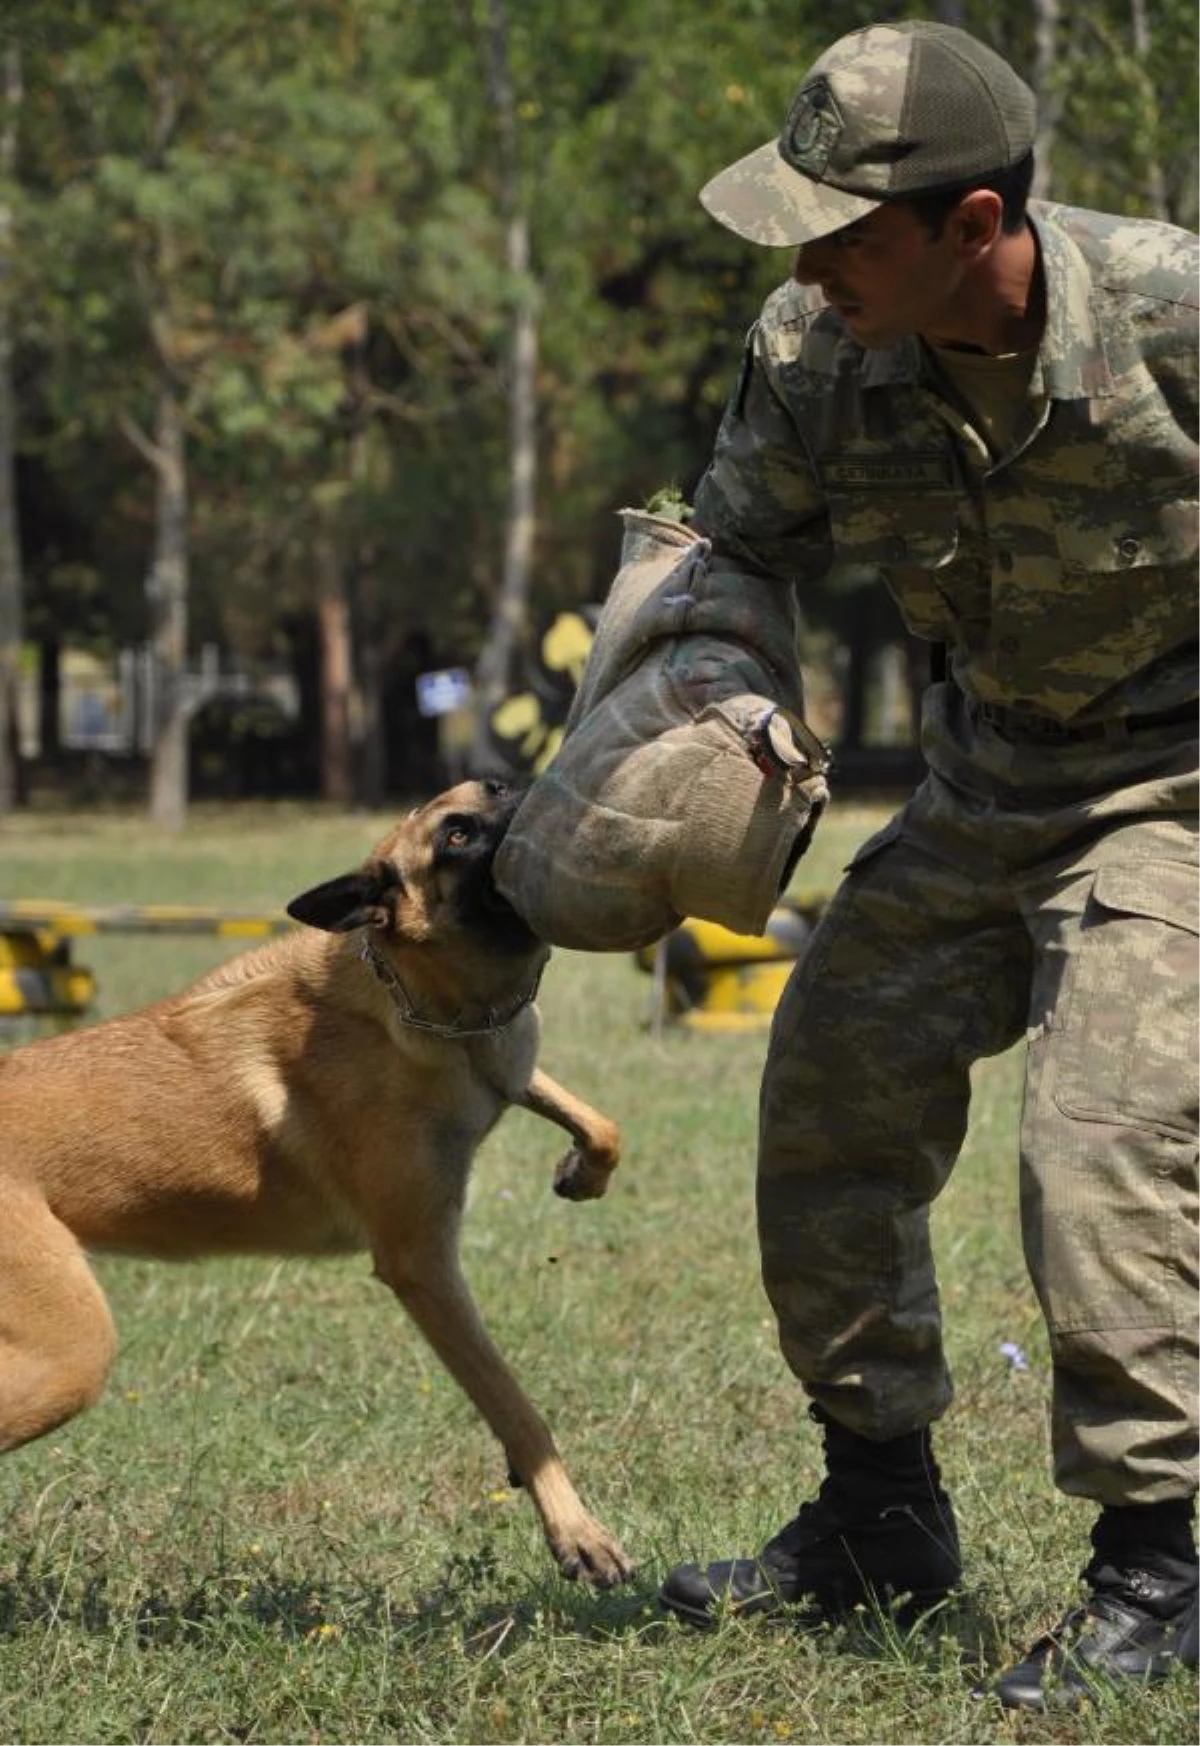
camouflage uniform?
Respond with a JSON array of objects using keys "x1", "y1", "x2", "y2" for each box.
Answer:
[{"x1": 693, "y1": 201, "x2": 1199, "y2": 1505}]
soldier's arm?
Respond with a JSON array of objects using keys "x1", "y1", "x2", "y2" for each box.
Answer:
[{"x1": 692, "y1": 285, "x2": 836, "y2": 588}]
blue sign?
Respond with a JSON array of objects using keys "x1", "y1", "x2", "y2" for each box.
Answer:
[{"x1": 416, "y1": 668, "x2": 473, "y2": 718}]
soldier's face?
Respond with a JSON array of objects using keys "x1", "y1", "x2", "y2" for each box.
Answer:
[{"x1": 793, "y1": 201, "x2": 970, "y2": 347}]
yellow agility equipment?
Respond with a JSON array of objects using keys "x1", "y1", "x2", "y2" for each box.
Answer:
[
  {"x1": 0, "y1": 928, "x2": 97, "y2": 1018},
  {"x1": 0, "y1": 903, "x2": 294, "y2": 1024},
  {"x1": 636, "y1": 898, "x2": 828, "y2": 1031}
]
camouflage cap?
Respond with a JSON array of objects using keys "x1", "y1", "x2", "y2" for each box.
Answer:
[{"x1": 701, "y1": 20, "x2": 1037, "y2": 246}]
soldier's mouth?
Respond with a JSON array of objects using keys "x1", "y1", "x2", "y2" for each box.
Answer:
[{"x1": 825, "y1": 292, "x2": 862, "y2": 318}]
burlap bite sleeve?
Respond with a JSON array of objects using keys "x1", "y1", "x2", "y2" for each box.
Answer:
[{"x1": 493, "y1": 508, "x2": 830, "y2": 951}]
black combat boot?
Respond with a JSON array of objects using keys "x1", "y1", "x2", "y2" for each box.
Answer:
[
  {"x1": 989, "y1": 1500, "x2": 1199, "y2": 1710},
  {"x1": 658, "y1": 1407, "x2": 961, "y2": 1627}
]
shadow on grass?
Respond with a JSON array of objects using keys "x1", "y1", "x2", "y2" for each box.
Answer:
[
  {"x1": 494, "y1": 1575, "x2": 1038, "y2": 1712},
  {"x1": 0, "y1": 1542, "x2": 663, "y2": 1652},
  {"x1": 0, "y1": 1539, "x2": 1007, "y2": 1688},
  {"x1": 434, "y1": 1564, "x2": 1010, "y2": 1690},
  {"x1": 0, "y1": 1549, "x2": 393, "y2": 1646}
]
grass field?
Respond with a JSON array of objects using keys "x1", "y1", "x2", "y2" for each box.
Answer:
[{"x1": 0, "y1": 798, "x2": 1194, "y2": 1745}]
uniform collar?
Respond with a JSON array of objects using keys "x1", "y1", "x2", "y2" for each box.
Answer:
[{"x1": 1027, "y1": 203, "x2": 1115, "y2": 400}]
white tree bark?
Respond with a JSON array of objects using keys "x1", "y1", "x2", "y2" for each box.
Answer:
[
  {"x1": 1030, "y1": 0, "x2": 1062, "y2": 200},
  {"x1": 1129, "y1": 0, "x2": 1169, "y2": 220},
  {"x1": 124, "y1": 59, "x2": 192, "y2": 832},
  {"x1": 472, "y1": 0, "x2": 539, "y2": 765},
  {"x1": 125, "y1": 368, "x2": 191, "y2": 833}
]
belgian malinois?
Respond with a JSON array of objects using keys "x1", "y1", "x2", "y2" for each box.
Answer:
[{"x1": 0, "y1": 779, "x2": 633, "y2": 1587}]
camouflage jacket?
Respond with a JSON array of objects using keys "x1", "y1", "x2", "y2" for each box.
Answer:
[{"x1": 692, "y1": 201, "x2": 1199, "y2": 724}]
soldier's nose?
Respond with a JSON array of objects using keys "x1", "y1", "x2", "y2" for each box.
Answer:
[{"x1": 794, "y1": 241, "x2": 830, "y2": 284}]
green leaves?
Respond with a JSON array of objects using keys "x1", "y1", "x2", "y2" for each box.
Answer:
[{"x1": 6, "y1": 0, "x2": 1197, "y2": 725}]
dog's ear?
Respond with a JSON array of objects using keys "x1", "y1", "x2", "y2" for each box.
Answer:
[{"x1": 287, "y1": 862, "x2": 404, "y2": 934}]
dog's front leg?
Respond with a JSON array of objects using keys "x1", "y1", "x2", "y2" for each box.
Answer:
[
  {"x1": 518, "y1": 1069, "x2": 621, "y2": 1202},
  {"x1": 373, "y1": 1236, "x2": 634, "y2": 1588}
]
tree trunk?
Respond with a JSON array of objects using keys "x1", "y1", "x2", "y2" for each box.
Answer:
[
  {"x1": 1030, "y1": 0, "x2": 1062, "y2": 199},
  {"x1": 316, "y1": 530, "x2": 353, "y2": 806},
  {"x1": 38, "y1": 635, "x2": 60, "y2": 761},
  {"x1": 1129, "y1": 0, "x2": 1169, "y2": 220},
  {"x1": 346, "y1": 337, "x2": 385, "y2": 807},
  {"x1": 841, "y1": 619, "x2": 868, "y2": 751},
  {"x1": 472, "y1": 0, "x2": 539, "y2": 763},
  {"x1": 145, "y1": 368, "x2": 190, "y2": 832},
  {"x1": 0, "y1": 42, "x2": 23, "y2": 812},
  {"x1": 138, "y1": 54, "x2": 189, "y2": 831},
  {"x1": 359, "y1": 630, "x2": 385, "y2": 808}
]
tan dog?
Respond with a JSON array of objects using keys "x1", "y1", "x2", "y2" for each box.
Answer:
[{"x1": 0, "y1": 779, "x2": 633, "y2": 1588}]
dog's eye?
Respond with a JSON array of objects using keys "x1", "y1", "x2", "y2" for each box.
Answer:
[{"x1": 442, "y1": 817, "x2": 477, "y2": 851}]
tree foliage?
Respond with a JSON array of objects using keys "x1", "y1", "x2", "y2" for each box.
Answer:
[{"x1": 3, "y1": 0, "x2": 1196, "y2": 807}]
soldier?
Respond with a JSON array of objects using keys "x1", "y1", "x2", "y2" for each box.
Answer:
[{"x1": 651, "y1": 18, "x2": 1199, "y2": 1711}]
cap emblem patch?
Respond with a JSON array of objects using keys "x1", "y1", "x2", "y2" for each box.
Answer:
[{"x1": 781, "y1": 77, "x2": 842, "y2": 177}]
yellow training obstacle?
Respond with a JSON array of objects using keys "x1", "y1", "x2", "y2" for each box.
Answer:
[
  {"x1": 0, "y1": 901, "x2": 294, "y2": 939},
  {"x1": 0, "y1": 902, "x2": 294, "y2": 1024},
  {"x1": 635, "y1": 897, "x2": 828, "y2": 1032},
  {"x1": 0, "y1": 927, "x2": 97, "y2": 1018}
]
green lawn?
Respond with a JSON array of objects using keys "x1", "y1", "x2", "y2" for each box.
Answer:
[{"x1": 0, "y1": 799, "x2": 1192, "y2": 1743}]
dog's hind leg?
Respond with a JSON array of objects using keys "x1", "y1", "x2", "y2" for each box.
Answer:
[
  {"x1": 0, "y1": 1189, "x2": 118, "y2": 1452},
  {"x1": 518, "y1": 1069, "x2": 621, "y2": 1202},
  {"x1": 373, "y1": 1235, "x2": 634, "y2": 1588}
]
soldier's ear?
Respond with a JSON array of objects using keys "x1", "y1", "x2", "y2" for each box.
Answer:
[
  {"x1": 954, "y1": 188, "x2": 1003, "y2": 260},
  {"x1": 287, "y1": 862, "x2": 404, "y2": 934}
]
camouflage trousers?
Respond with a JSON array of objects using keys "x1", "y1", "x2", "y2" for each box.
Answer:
[{"x1": 758, "y1": 688, "x2": 1199, "y2": 1505}]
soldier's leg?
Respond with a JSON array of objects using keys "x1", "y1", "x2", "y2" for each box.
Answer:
[
  {"x1": 1019, "y1": 840, "x2": 1199, "y2": 1504},
  {"x1": 758, "y1": 819, "x2": 1031, "y2": 1439},
  {"x1": 659, "y1": 814, "x2": 1032, "y2": 1626},
  {"x1": 990, "y1": 830, "x2": 1199, "y2": 1709}
]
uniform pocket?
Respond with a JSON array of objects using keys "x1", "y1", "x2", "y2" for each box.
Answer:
[
  {"x1": 1054, "y1": 500, "x2": 1198, "y2": 576},
  {"x1": 1052, "y1": 860, "x2": 1199, "y2": 1138},
  {"x1": 825, "y1": 491, "x2": 959, "y2": 568},
  {"x1": 826, "y1": 492, "x2": 960, "y2": 640}
]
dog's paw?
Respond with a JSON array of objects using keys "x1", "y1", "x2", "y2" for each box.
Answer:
[
  {"x1": 554, "y1": 1520, "x2": 637, "y2": 1589},
  {"x1": 552, "y1": 1147, "x2": 612, "y2": 1201}
]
